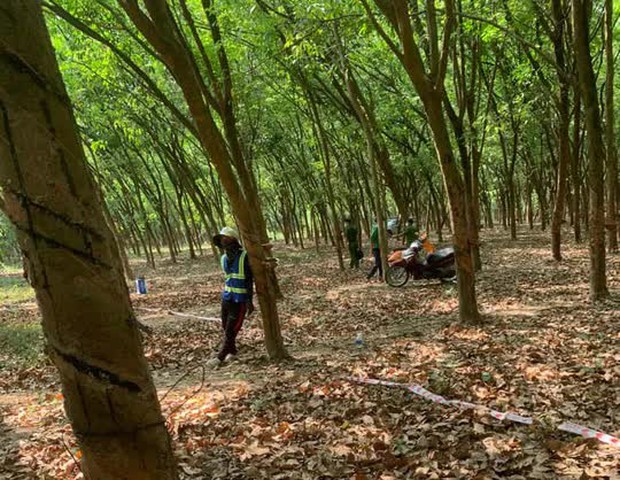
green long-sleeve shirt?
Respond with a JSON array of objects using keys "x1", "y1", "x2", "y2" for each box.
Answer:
[{"x1": 370, "y1": 224, "x2": 379, "y2": 249}]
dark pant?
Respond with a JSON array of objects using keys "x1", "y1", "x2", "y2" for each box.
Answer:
[
  {"x1": 219, "y1": 300, "x2": 247, "y2": 361},
  {"x1": 348, "y1": 242, "x2": 360, "y2": 268},
  {"x1": 367, "y1": 247, "x2": 382, "y2": 279}
]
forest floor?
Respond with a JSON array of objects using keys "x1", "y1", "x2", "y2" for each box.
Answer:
[{"x1": 0, "y1": 228, "x2": 619, "y2": 479}]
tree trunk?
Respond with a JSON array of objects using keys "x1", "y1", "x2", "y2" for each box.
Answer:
[
  {"x1": 280, "y1": 198, "x2": 290, "y2": 245},
  {"x1": 446, "y1": 102, "x2": 482, "y2": 270},
  {"x1": 509, "y1": 178, "x2": 517, "y2": 240},
  {"x1": 425, "y1": 95, "x2": 479, "y2": 321},
  {"x1": 305, "y1": 89, "x2": 344, "y2": 269},
  {"x1": 102, "y1": 197, "x2": 134, "y2": 281},
  {"x1": 293, "y1": 208, "x2": 305, "y2": 250},
  {"x1": 527, "y1": 183, "x2": 534, "y2": 229},
  {"x1": 342, "y1": 69, "x2": 389, "y2": 278},
  {"x1": 572, "y1": 0, "x2": 608, "y2": 300},
  {"x1": 604, "y1": 0, "x2": 618, "y2": 252},
  {"x1": 119, "y1": 0, "x2": 287, "y2": 359},
  {"x1": 516, "y1": 179, "x2": 524, "y2": 225},
  {"x1": 550, "y1": 0, "x2": 571, "y2": 261},
  {"x1": 312, "y1": 209, "x2": 320, "y2": 252},
  {"x1": 0, "y1": 2, "x2": 177, "y2": 477},
  {"x1": 187, "y1": 199, "x2": 203, "y2": 256},
  {"x1": 162, "y1": 215, "x2": 177, "y2": 263},
  {"x1": 319, "y1": 207, "x2": 330, "y2": 244},
  {"x1": 572, "y1": 87, "x2": 582, "y2": 243},
  {"x1": 365, "y1": 0, "x2": 480, "y2": 323},
  {"x1": 176, "y1": 189, "x2": 195, "y2": 259}
]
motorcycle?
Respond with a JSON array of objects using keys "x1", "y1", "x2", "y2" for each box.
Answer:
[{"x1": 386, "y1": 236, "x2": 456, "y2": 287}]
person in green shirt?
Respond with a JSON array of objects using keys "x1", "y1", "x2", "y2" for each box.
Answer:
[
  {"x1": 344, "y1": 218, "x2": 360, "y2": 268},
  {"x1": 367, "y1": 221, "x2": 382, "y2": 280},
  {"x1": 402, "y1": 218, "x2": 419, "y2": 245}
]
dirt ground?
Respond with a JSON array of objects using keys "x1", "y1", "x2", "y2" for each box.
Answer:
[{"x1": 0, "y1": 228, "x2": 619, "y2": 479}]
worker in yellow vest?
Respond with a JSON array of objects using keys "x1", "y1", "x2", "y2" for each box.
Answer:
[{"x1": 208, "y1": 227, "x2": 254, "y2": 367}]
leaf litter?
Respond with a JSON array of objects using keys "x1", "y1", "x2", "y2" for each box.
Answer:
[{"x1": 0, "y1": 229, "x2": 618, "y2": 479}]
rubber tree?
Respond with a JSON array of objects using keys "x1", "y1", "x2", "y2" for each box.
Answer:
[
  {"x1": 549, "y1": 0, "x2": 572, "y2": 261},
  {"x1": 572, "y1": 0, "x2": 608, "y2": 301},
  {"x1": 364, "y1": 0, "x2": 481, "y2": 323},
  {"x1": 0, "y1": 1, "x2": 177, "y2": 477},
  {"x1": 114, "y1": 0, "x2": 288, "y2": 358},
  {"x1": 603, "y1": 0, "x2": 618, "y2": 252}
]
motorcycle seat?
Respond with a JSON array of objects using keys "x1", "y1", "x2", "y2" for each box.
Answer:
[{"x1": 426, "y1": 247, "x2": 454, "y2": 265}]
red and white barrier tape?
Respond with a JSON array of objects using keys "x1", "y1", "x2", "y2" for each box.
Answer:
[
  {"x1": 348, "y1": 377, "x2": 618, "y2": 446},
  {"x1": 557, "y1": 422, "x2": 620, "y2": 446},
  {"x1": 350, "y1": 377, "x2": 533, "y2": 425}
]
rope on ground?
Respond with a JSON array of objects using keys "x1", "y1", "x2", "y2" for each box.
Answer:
[{"x1": 133, "y1": 306, "x2": 220, "y2": 323}]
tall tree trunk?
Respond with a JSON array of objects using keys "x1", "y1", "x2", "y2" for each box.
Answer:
[
  {"x1": 280, "y1": 198, "x2": 290, "y2": 245},
  {"x1": 527, "y1": 183, "x2": 534, "y2": 229},
  {"x1": 516, "y1": 179, "x2": 523, "y2": 225},
  {"x1": 0, "y1": 2, "x2": 177, "y2": 477},
  {"x1": 119, "y1": 0, "x2": 287, "y2": 359},
  {"x1": 104, "y1": 205, "x2": 134, "y2": 281},
  {"x1": 162, "y1": 214, "x2": 177, "y2": 263},
  {"x1": 176, "y1": 190, "x2": 195, "y2": 259},
  {"x1": 573, "y1": 0, "x2": 608, "y2": 300},
  {"x1": 509, "y1": 177, "x2": 517, "y2": 240},
  {"x1": 550, "y1": 0, "x2": 571, "y2": 261},
  {"x1": 343, "y1": 69, "x2": 389, "y2": 278},
  {"x1": 312, "y1": 209, "x2": 320, "y2": 252},
  {"x1": 445, "y1": 102, "x2": 482, "y2": 269},
  {"x1": 367, "y1": 0, "x2": 480, "y2": 324},
  {"x1": 293, "y1": 208, "x2": 305, "y2": 250},
  {"x1": 572, "y1": 86, "x2": 582, "y2": 242},
  {"x1": 425, "y1": 198, "x2": 432, "y2": 234},
  {"x1": 187, "y1": 198, "x2": 203, "y2": 256},
  {"x1": 305, "y1": 91, "x2": 345, "y2": 269},
  {"x1": 604, "y1": 0, "x2": 618, "y2": 252}
]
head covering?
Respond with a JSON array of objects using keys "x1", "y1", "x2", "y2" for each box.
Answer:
[{"x1": 213, "y1": 226, "x2": 239, "y2": 248}]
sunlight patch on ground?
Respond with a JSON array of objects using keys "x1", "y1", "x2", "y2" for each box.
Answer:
[
  {"x1": 486, "y1": 303, "x2": 547, "y2": 317},
  {"x1": 517, "y1": 362, "x2": 563, "y2": 382},
  {"x1": 325, "y1": 282, "x2": 380, "y2": 300},
  {"x1": 401, "y1": 342, "x2": 449, "y2": 371},
  {"x1": 446, "y1": 326, "x2": 491, "y2": 341},
  {"x1": 530, "y1": 283, "x2": 589, "y2": 296},
  {"x1": 494, "y1": 247, "x2": 558, "y2": 258}
]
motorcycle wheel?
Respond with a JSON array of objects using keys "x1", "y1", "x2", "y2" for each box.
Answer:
[{"x1": 386, "y1": 265, "x2": 409, "y2": 287}]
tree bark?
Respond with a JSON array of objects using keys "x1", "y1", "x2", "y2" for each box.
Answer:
[
  {"x1": 604, "y1": 0, "x2": 618, "y2": 252},
  {"x1": 572, "y1": 84, "x2": 582, "y2": 243},
  {"x1": 550, "y1": 0, "x2": 571, "y2": 261},
  {"x1": 0, "y1": 2, "x2": 177, "y2": 477},
  {"x1": 572, "y1": 0, "x2": 608, "y2": 300}
]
